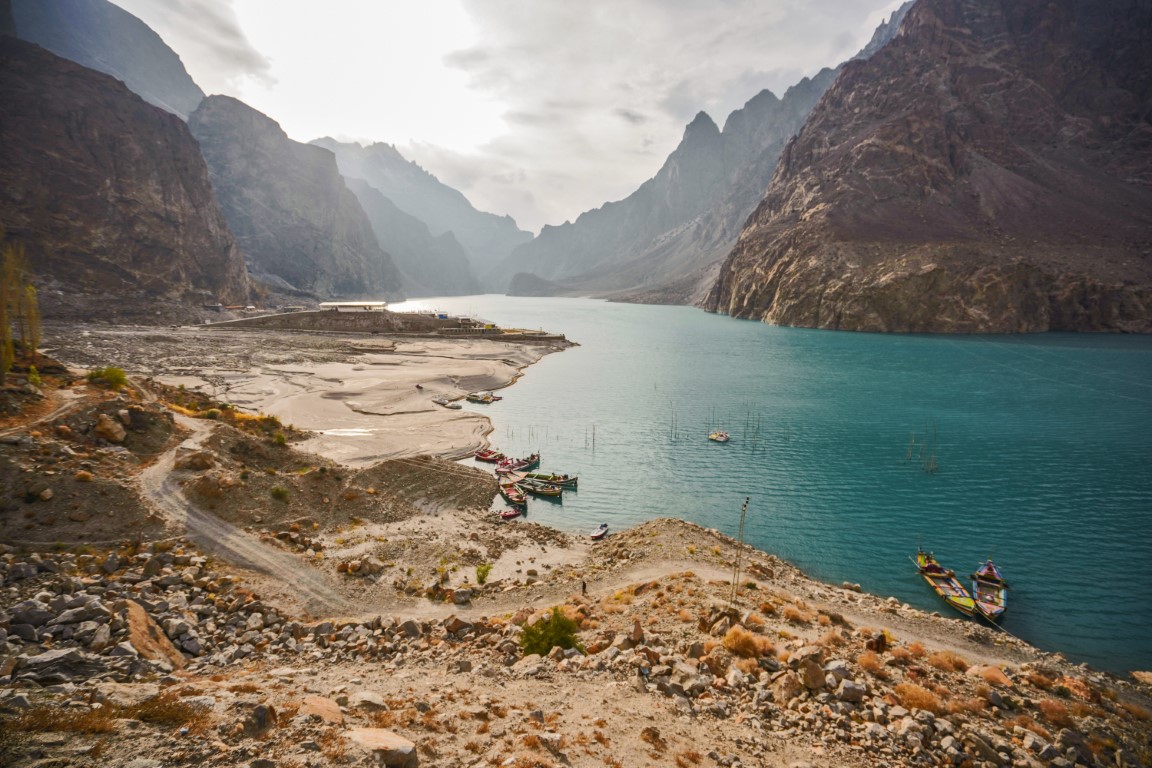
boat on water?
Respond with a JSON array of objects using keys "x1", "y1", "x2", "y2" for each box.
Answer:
[
  {"x1": 708, "y1": 431, "x2": 730, "y2": 443},
  {"x1": 915, "y1": 549, "x2": 977, "y2": 616},
  {"x1": 466, "y1": 391, "x2": 503, "y2": 404},
  {"x1": 496, "y1": 452, "x2": 541, "y2": 474},
  {"x1": 970, "y1": 560, "x2": 1009, "y2": 621},
  {"x1": 590, "y1": 523, "x2": 609, "y2": 540},
  {"x1": 499, "y1": 483, "x2": 527, "y2": 506},
  {"x1": 474, "y1": 449, "x2": 505, "y2": 463},
  {"x1": 518, "y1": 478, "x2": 563, "y2": 497},
  {"x1": 499, "y1": 508, "x2": 522, "y2": 520},
  {"x1": 522, "y1": 472, "x2": 578, "y2": 488}
]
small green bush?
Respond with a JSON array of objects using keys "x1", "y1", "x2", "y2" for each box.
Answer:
[
  {"x1": 87, "y1": 366, "x2": 127, "y2": 390},
  {"x1": 272, "y1": 431, "x2": 287, "y2": 446},
  {"x1": 519, "y1": 607, "x2": 583, "y2": 656},
  {"x1": 476, "y1": 562, "x2": 493, "y2": 585},
  {"x1": 203, "y1": 408, "x2": 222, "y2": 420},
  {"x1": 270, "y1": 486, "x2": 289, "y2": 502},
  {"x1": 27, "y1": 366, "x2": 40, "y2": 387}
]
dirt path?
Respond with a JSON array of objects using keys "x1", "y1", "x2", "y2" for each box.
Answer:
[{"x1": 138, "y1": 415, "x2": 357, "y2": 617}]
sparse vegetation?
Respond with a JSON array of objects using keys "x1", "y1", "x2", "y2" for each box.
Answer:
[
  {"x1": 87, "y1": 366, "x2": 128, "y2": 389},
  {"x1": 476, "y1": 562, "x2": 493, "y2": 584},
  {"x1": 270, "y1": 485, "x2": 289, "y2": 502},
  {"x1": 893, "y1": 682, "x2": 944, "y2": 715},
  {"x1": 520, "y1": 607, "x2": 584, "y2": 656}
]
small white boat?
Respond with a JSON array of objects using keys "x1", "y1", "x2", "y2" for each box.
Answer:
[
  {"x1": 708, "y1": 431, "x2": 730, "y2": 443},
  {"x1": 433, "y1": 396, "x2": 462, "y2": 409},
  {"x1": 590, "y1": 523, "x2": 608, "y2": 541}
]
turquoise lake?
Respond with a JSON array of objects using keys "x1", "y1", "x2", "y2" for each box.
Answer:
[{"x1": 393, "y1": 296, "x2": 1152, "y2": 675}]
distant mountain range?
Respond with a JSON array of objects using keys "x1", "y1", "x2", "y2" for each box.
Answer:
[
  {"x1": 3, "y1": 0, "x2": 1150, "y2": 332},
  {"x1": 500, "y1": 3, "x2": 912, "y2": 304},
  {"x1": 310, "y1": 138, "x2": 533, "y2": 290}
]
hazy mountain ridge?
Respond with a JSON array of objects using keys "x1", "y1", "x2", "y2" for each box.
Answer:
[
  {"x1": 0, "y1": 37, "x2": 249, "y2": 317},
  {"x1": 500, "y1": 3, "x2": 912, "y2": 304},
  {"x1": 706, "y1": 0, "x2": 1152, "y2": 332},
  {"x1": 11, "y1": 0, "x2": 204, "y2": 119},
  {"x1": 311, "y1": 138, "x2": 532, "y2": 288},
  {"x1": 190, "y1": 96, "x2": 403, "y2": 300},
  {"x1": 346, "y1": 178, "x2": 481, "y2": 297}
]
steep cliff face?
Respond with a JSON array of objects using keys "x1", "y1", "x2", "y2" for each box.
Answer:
[
  {"x1": 346, "y1": 179, "x2": 480, "y2": 297},
  {"x1": 708, "y1": 0, "x2": 1152, "y2": 333},
  {"x1": 0, "y1": 38, "x2": 248, "y2": 315},
  {"x1": 12, "y1": 0, "x2": 204, "y2": 119},
  {"x1": 502, "y1": 4, "x2": 911, "y2": 303},
  {"x1": 310, "y1": 138, "x2": 531, "y2": 287},
  {"x1": 190, "y1": 97, "x2": 403, "y2": 299}
]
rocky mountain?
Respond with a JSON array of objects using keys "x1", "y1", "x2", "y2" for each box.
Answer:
[
  {"x1": 707, "y1": 0, "x2": 1152, "y2": 333},
  {"x1": 346, "y1": 178, "x2": 481, "y2": 297},
  {"x1": 189, "y1": 97, "x2": 403, "y2": 299},
  {"x1": 310, "y1": 138, "x2": 532, "y2": 287},
  {"x1": 11, "y1": 0, "x2": 204, "y2": 119},
  {"x1": 500, "y1": 3, "x2": 912, "y2": 303},
  {"x1": 0, "y1": 37, "x2": 249, "y2": 317}
]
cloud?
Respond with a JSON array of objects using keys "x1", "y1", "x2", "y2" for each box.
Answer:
[{"x1": 110, "y1": 0, "x2": 273, "y2": 93}]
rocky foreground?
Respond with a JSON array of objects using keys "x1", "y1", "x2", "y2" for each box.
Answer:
[{"x1": 2, "y1": 357, "x2": 1151, "y2": 768}]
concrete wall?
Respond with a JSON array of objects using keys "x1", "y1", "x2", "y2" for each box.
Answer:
[{"x1": 202, "y1": 310, "x2": 445, "y2": 333}]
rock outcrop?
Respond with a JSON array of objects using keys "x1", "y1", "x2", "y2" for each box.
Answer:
[
  {"x1": 190, "y1": 97, "x2": 403, "y2": 299},
  {"x1": 0, "y1": 37, "x2": 249, "y2": 315},
  {"x1": 346, "y1": 178, "x2": 481, "y2": 297},
  {"x1": 499, "y1": 4, "x2": 912, "y2": 304},
  {"x1": 11, "y1": 0, "x2": 204, "y2": 119},
  {"x1": 310, "y1": 138, "x2": 532, "y2": 288},
  {"x1": 707, "y1": 0, "x2": 1152, "y2": 333}
]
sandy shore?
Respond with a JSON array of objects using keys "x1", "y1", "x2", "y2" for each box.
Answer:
[{"x1": 45, "y1": 324, "x2": 567, "y2": 465}]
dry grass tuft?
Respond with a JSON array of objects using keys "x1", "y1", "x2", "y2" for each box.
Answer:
[
  {"x1": 1026, "y1": 672, "x2": 1056, "y2": 690},
  {"x1": 675, "y1": 750, "x2": 703, "y2": 767},
  {"x1": 1037, "y1": 699, "x2": 1074, "y2": 728},
  {"x1": 817, "y1": 628, "x2": 847, "y2": 648},
  {"x1": 781, "y1": 605, "x2": 811, "y2": 624},
  {"x1": 856, "y1": 650, "x2": 886, "y2": 677},
  {"x1": 926, "y1": 650, "x2": 970, "y2": 673},
  {"x1": 947, "y1": 697, "x2": 986, "y2": 715},
  {"x1": 722, "y1": 626, "x2": 773, "y2": 658},
  {"x1": 889, "y1": 646, "x2": 911, "y2": 663},
  {"x1": 1120, "y1": 701, "x2": 1150, "y2": 721},
  {"x1": 1004, "y1": 715, "x2": 1052, "y2": 742},
  {"x1": 893, "y1": 683, "x2": 944, "y2": 715},
  {"x1": 640, "y1": 726, "x2": 667, "y2": 752},
  {"x1": 906, "y1": 641, "x2": 927, "y2": 658}
]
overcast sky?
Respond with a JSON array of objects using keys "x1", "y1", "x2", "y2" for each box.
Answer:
[{"x1": 110, "y1": 0, "x2": 906, "y2": 233}]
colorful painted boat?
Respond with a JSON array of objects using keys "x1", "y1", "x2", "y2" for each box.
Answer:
[
  {"x1": 522, "y1": 472, "x2": 578, "y2": 488},
  {"x1": 708, "y1": 431, "x2": 730, "y2": 443},
  {"x1": 970, "y1": 560, "x2": 1009, "y2": 621},
  {"x1": 496, "y1": 452, "x2": 541, "y2": 474},
  {"x1": 499, "y1": 483, "x2": 527, "y2": 506},
  {"x1": 915, "y1": 549, "x2": 977, "y2": 616},
  {"x1": 474, "y1": 449, "x2": 505, "y2": 463},
  {"x1": 466, "y1": 391, "x2": 503, "y2": 404},
  {"x1": 590, "y1": 523, "x2": 609, "y2": 540},
  {"x1": 499, "y1": 508, "x2": 522, "y2": 520},
  {"x1": 518, "y1": 478, "x2": 563, "y2": 497}
]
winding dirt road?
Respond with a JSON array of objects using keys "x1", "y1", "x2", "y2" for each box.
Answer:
[{"x1": 139, "y1": 415, "x2": 356, "y2": 617}]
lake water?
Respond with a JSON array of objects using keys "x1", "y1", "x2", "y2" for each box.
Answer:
[{"x1": 392, "y1": 296, "x2": 1152, "y2": 675}]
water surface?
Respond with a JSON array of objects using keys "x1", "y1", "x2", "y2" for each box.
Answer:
[{"x1": 393, "y1": 296, "x2": 1152, "y2": 674}]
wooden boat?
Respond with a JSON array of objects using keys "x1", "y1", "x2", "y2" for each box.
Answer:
[
  {"x1": 499, "y1": 508, "x2": 522, "y2": 520},
  {"x1": 474, "y1": 449, "x2": 505, "y2": 463},
  {"x1": 498, "y1": 483, "x2": 527, "y2": 506},
  {"x1": 466, "y1": 391, "x2": 503, "y2": 404},
  {"x1": 915, "y1": 549, "x2": 976, "y2": 616},
  {"x1": 518, "y1": 478, "x2": 563, "y2": 497},
  {"x1": 970, "y1": 560, "x2": 1009, "y2": 621},
  {"x1": 496, "y1": 452, "x2": 541, "y2": 474},
  {"x1": 708, "y1": 431, "x2": 730, "y2": 443},
  {"x1": 590, "y1": 523, "x2": 609, "y2": 541},
  {"x1": 433, "y1": 396, "x2": 462, "y2": 410},
  {"x1": 522, "y1": 472, "x2": 578, "y2": 488}
]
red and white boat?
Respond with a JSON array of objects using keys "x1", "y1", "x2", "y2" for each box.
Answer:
[
  {"x1": 474, "y1": 449, "x2": 505, "y2": 463},
  {"x1": 496, "y1": 452, "x2": 541, "y2": 474}
]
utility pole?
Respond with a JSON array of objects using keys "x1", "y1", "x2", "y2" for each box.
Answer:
[{"x1": 728, "y1": 497, "x2": 751, "y2": 607}]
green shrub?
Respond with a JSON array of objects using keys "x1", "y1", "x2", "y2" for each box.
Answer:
[
  {"x1": 87, "y1": 366, "x2": 127, "y2": 389},
  {"x1": 519, "y1": 607, "x2": 583, "y2": 656},
  {"x1": 27, "y1": 366, "x2": 40, "y2": 387},
  {"x1": 203, "y1": 408, "x2": 222, "y2": 420},
  {"x1": 270, "y1": 486, "x2": 289, "y2": 502},
  {"x1": 476, "y1": 562, "x2": 493, "y2": 585},
  {"x1": 272, "y1": 431, "x2": 287, "y2": 446}
]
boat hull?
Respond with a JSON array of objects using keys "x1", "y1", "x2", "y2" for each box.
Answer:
[{"x1": 916, "y1": 550, "x2": 977, "y2": 616}]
